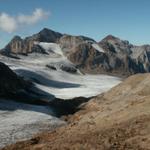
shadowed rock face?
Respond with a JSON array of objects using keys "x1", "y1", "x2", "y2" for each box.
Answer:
[
  {"x1": 0, "y1": 62, "x2": 30, "y2": 96},
  {"x1": 98, "y1": 35, "x2": 150, "y2": 75},
  {"x1": 59, "y1": 34, "x2": 150, "y2": 76},
  {"x1": 0, "y1": 62, "x2": 55, "y2": 104}
]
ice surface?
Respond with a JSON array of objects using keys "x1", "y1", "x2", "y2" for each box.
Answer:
[
  {"x1": 0, "y1": 99, "x2": 65, "y2": 148},
  {"x1": 37, "y1": 42, "x2": 64, "y2": 56},
  {"x1": 0, "y1": 53, "x2": 121, "y2": 99}
]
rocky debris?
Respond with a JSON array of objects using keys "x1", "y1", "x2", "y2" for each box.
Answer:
[
  {"x1": 46, "y1": 64, "x2": 57, "y2": 71},
  {"x1": 46, "y1": 61, "x2": 77, "y2": 73},
  {"x1": 60, "y1": 64, "x2": 77, "y2": 73}
]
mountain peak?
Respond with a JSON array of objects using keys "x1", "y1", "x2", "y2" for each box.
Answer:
[
  {"x1": 39, "y1": 28, "x2": 62, "y2": 36},
  {"x1": 102, "y1": 35, "x2": 119, "y2": 41},
  {"x1": 11, "y1": 35, "x2": 22, "y2": 41},
  {"x1": 39, "y1": 28, "x2": 53, "y2": 33}
]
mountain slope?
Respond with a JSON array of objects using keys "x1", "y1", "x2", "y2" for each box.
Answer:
[
  {"x1": 1, "y1": 28, "x2": 150, "y2": 76},
  {"x1": 0, "y1": 28, "x2": 63, "y2": 56},
  {"x1": 59, "y1": 34, "x2": 150, "y2": 75},
  {"x1": 0, "y1": 62, "x2": 30, "y2": 96},
  {"x1": 4, "y1": 73, "x2": 150, "y2": 150},
  {"x1": 99, "y1": 35, "x2": 150, "y2": 75}
]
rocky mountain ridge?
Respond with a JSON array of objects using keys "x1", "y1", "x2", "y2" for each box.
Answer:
[
  {"x1": 1, "y1": 28, "x2": 150, "y2": 76},
  {"x1": 1, "y1": 28, "x2": 63, "y2": 56}
]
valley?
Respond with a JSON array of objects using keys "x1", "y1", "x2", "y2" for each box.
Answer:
[
  {"x1": 0, "y1": 28, "x2": 150, "y2": 149},
  {"x1": 0, "y1": 41, "x2": 121, "y2": 148}
]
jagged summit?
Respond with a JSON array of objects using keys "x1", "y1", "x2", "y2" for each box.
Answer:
[
  {"x1": 40, "y1": 27, "x2": 52, "y2": 32},
  {"x1": 38, "y1": 28, "x2": 61, "y2": 34},
  {"x1": 11, "y1": 35, "x2": 22, "y2": 41},
  {"x1": 24, "y1": 27, "x2": 63, "y2": 43},
  {"x1": 0, "y1": 28, "x2": 63, "y2": 55},
  {"x1": 101, "y1": 34, "x2": 119, "y2": 41}
]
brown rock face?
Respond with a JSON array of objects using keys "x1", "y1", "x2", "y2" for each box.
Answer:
[
  {"x1": 59, "y1": 34, "x2": 95, "y2": 55},
  {"x1": 59, "y1": 35, "x2": 110, "y2": 73},
  {"x1": 67, "y1": 43, "x2": 110, "y2": 73},
  {"x1": 1, "y1": 29, "x2": 150, "y2": 76},
  {"x1": 98, "y1": 35, "x2": 150, "y2": 75},
  {"x1": 59, "y1": 34, "x2": 150, "y2": 76},
  {"x1": 1, "y1": 28, "x2": 63, "y2": 55},
  {"x1": 59, "y1": 35, "x2": 133, "y2": 75}
]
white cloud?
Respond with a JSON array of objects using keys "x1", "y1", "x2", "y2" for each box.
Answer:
[
  {"x1": 0, "y1": 13, "x2": 17, "y2": 33},
  {"x1": 18, "y1": 8, "x2": 49, "y2": 25},
  {"x1": 0, "y1": 8, "x2": 50, "y2": 33}
]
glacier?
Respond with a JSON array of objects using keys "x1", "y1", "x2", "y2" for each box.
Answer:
[{"x1": 0, "y1": 42, "x2": 121, "y2": 147}]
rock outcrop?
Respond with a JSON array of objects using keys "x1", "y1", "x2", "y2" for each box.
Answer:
[
  {"x1": 59, "y1": 34, "x2": 95, "y2": 55},
  {"x1": 98, "y1": 35, "x2": 150, "y2": 75},
  {"x1": 1, "y1": 28, "x2": 63, "y2": 55},
  {"x1": 67, "y1": 42, "x2": 110, "y2": 73},
  {"x1": 0, "y1": 62, "x2": 30, "y2": 96},
  {"x1": 46, "y1": 61, "x2": 77, "y2": 73},
  {"x1": 59, "y1": 34, "x2": 150, "y2": 76},
  {"x1": 59, "y1": 34, "x2": 109, "y2": 73}
]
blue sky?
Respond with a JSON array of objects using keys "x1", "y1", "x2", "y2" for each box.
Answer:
[{"x1": 0, "y1": 0, "x2": 150, "y2": 48}]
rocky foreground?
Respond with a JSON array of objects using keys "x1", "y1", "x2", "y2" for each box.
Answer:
[{"x1": 2, "y1": 73, "x2": 150, "y2": 150}]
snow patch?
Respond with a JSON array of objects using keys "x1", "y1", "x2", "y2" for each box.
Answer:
[
  {"x1": 0, "y1": 99, "x2": 65, "y2": 148},
  {"x1": 35, "y1": 74, "x2": 121, "y2": 99},
  {"x1": 37, "y1": 42, "x2": 64, "y2": 56},
  {"x1": 92, "y1": 43, "x2": 105, "y2": 53}
]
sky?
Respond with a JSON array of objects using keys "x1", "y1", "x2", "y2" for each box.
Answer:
[{"x1": 0, "y1": 0, "x2": 150, "y2": 48}]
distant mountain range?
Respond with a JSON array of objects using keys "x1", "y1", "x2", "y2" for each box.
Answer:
[{"x1": 1, "y1": 28, "x2": 150, "y2": 76}]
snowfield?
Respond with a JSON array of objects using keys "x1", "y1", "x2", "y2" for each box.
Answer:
[
  {"x1": 37, "y1": 42, "x2": 64, "y2": 56},
  {"x1": 92, "y1": 43, "x2": 105, "y2": 53},
  {"x1": 0, "y1": 53, "x2": 121, "y2": 99},
  {"x1": 0, "y1": 99, "x2": 65, "y2": 148},
  {"x1": 0, "y1": 42, "x2": 121, "y2": 147}
]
